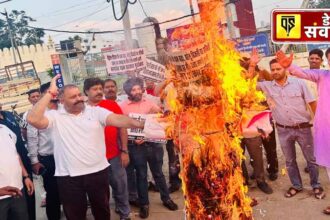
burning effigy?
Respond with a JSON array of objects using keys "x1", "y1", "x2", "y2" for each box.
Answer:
[{"x1": 163, "y1": 0, "x2": 264, "y2": 219}]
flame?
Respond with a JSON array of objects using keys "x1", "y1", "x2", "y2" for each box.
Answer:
[{"x1": 164, "y1": 0, "x2": 264, "y2": 219}]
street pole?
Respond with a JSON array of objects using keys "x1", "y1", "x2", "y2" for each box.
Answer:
[
  {"x1": 189, "y1": 0, "x2": 196, "y2": 23},
  {"x1": 120, "y1": 0, "x2": 133, "y2": 49}
]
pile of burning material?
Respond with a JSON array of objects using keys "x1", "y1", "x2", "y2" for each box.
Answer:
[{"x1": 163, "y1": 0, "x2": 264, "y2": 219}]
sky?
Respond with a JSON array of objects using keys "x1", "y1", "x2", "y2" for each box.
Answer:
[{"x1": 1, "y1": 0, "x2": 304, "y2": 43}]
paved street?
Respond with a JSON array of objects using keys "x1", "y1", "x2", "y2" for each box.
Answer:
[{"x1": 35, "y1": 137, "x2": 330, "y2": 220}]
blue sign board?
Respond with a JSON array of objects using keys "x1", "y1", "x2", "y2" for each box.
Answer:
[
  {"x1": 235, "y1": 33, "x2": 270, "y2": 57},
  {"x1": 307, "y1": 44, "x2": 330, "y2": 52},
  {"x1": 52, "y1": 64, "x2": 64, "y2": 88}
]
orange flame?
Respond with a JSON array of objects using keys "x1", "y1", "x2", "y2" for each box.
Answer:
[{"x1": 164, "y1": 0, "x2": 264, "y2": 219}]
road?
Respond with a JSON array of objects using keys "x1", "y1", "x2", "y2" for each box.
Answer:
[{"x1": 35, "y1": 140, "x2": 330, "y2": 220}]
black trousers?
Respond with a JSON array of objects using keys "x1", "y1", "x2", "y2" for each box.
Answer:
[
  {"x1": 57, "y1": 168, "x2": 110, "y2": 220},
  {"x1": 39, "y1": 155, "x2": 61, "y2": 220},
  {"x1": 262, "y1": 123, "x2": 279, "y2": 175},
  {"x1": 165, "y1": 140, "x2": 181, "y2": 187},
  {"x1": 0, "y1": 191, "x2": 28, "y2": 220},
  {"x1": 241, "y1": 137, "x2": 265, "y2": 183}
]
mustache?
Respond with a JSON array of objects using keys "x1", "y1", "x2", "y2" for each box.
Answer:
[
  {"x1": 96, "y1": 93, "x2": 103, "y2": 97},
  {"x1": 74, "y1": 100, "x2": 84, "y2": 105}
]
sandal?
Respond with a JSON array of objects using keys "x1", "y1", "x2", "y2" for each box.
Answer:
[
  {"x1": 314, "y1": 187, "x2": 326, "y2": 199},
  {"x1": 285, "y1": 187, "x2": 302, "y2": 198},
  {"x1": 250, "y1": 198, "x2": 258, "y2": 207},
  {"x1": 323, "y1": 206, "x2": 330, "y2": 215}
]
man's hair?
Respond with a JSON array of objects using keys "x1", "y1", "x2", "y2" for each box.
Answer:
[
  {"x1": 325, "y1": 48, "x2": 330, "y2": 59},
  {"x1": 27, "y1": 88, "x2": 40, "y2": 97},
  {"x1": 83, "y1": 77, "x2": 104, "y2": 95},
  {"x1": 123, "y1": 77, "x2": 144, "y2": 96},
  {"x1": 269, "y1": 58, "x2": 278, "y2": 67},
  {"x1": 58, "y1": 84, "x2": 79, "y2": 99},
  {"x1": 104, "y1": 78, "x2": 117, "y2": 86},
  {"x1": 309, "y1": 49, "x2": 324, "y2": 59},
  {"x1": 39, "y1": 82, "x2": 51, "y2": 94}
]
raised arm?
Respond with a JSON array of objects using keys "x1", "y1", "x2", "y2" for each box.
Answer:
[
  {"x1": 245, "y1": 48, "x2": 261, "y2": 79},
  {"x1": 288, "y1": 64, "x2": 322, "y2": 83},
  {"x1": 276, "y1": 50, "x2": 321, "y2": 83},
  {"x1": 27, "y1": 75, "x2": 59, "y2": 129}
]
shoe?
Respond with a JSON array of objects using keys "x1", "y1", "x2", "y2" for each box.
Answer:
[
  {"x1": 268, "y1": 173, "x2": 278, "y2": 181},
  {"x1": 257, "y1": 181, "x2": 273, "y2": 194},
  {"x1": 304, "y1": 167, "x2": 309, "y2": 173},
  {"x1": 168, "y1": 185, "x2": 181, "y2": 193},
  {"x1": 139, "y1": 205, "x2": 149, "y2": 219},
  {"x1": 163, "y1": 199, "x2": 178, "y2": 211},
  {"x1": 129, "y1": 200, "x2": 140, "y2": 208},
  {"x1": 148, "y1": 181, "x2": 159, "y2": 192}
]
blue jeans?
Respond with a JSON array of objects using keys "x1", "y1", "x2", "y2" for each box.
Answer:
[
  {"x1": 146, "y1": 143, "x2": 171, "y2": 202},
  {"x1": 277, "y1": 126, "x2": 320, "y2": 189},
  {"x1": 108, "y1": 155, "x2": 130, "y2": 218},
  {"x1": 126, "y1": 144, "x2": 149, "y2": 206}
]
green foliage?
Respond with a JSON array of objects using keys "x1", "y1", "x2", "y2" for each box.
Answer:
[
  {"x1": 46, "y1": 68, "x2": 54, "y2": 78},
  {"x1": 0, "y1": 10, "x2": 45, "y2": 49},
  {"x1": 68, "y1": 35, "x2": 82, "y2": 41},
  {"x1": 313, "y1": 0, "x2": 330, "y2": 8}
]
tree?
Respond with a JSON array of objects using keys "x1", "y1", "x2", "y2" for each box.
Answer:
[
  {"x1": 313, "y1": 0, "x2": 330, "y2": 8},
  {"x1": 0, "y1": 10, "x2": 45, "y2": 49},
  {"x1": 68, "y1": 35, "x2": 82, "y2": 41}
]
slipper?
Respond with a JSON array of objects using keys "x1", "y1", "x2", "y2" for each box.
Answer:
[
  {"x1": 285, "y1": 187, "x2": 302, "y2": 198},
  {"x1": 323, "y1": 206, "x2": 330, "y2": 215},
  {"x1": 313, "y1": 187, "x2": 325, "y2": 199},
  {"x1": 250, "y1": 198, "x2": 258, "y2": 207}
]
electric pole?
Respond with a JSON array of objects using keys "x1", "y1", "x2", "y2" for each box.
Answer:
[
  {"x1": 120, "y1": 0, "x2": 133, "y2": 49},
  {"x1": 189, "y1": 0, "x2": 196, "y2": 23}
]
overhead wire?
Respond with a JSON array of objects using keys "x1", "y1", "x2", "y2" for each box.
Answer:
[
  {"x1": 49, "y1": 5, "x2": 110, "y2": 29},
  {"x1": 34, "y1": 0, "x2": 100, "y2": 19},
  {"x1": 107, "y1": 0, "x2": 137, "y2": 21},
  {"x1": 138, "y1": 0, "x2": 149, "y2": 18},
  {"x1": 27, "y1": 13, "x2": 199, "y2": 34}
]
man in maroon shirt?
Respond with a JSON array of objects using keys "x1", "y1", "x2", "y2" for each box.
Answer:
[{"x1": 84, "y1": 78, "x2": 131, "y2": 220}]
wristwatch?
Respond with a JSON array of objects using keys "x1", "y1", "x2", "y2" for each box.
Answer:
[
  {"x1": 120, "y1": 149, "x2": 129, "y2": 154},
  {"x1": 22, "y1": 175, "x2": 30, "y2": 181}
]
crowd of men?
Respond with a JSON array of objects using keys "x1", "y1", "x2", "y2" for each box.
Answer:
[{"x1": 0, "y1": 47, "x2": 329, "y2": 220}]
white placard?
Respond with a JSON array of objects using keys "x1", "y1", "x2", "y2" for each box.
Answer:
[{"x1": 104, "y1": 48, "x2": 146, "y2": 75}]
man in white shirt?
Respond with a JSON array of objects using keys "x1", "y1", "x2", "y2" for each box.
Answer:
[
  {"x1": 0, "y1": 124, "x2": 34, "y2": 220},
  {"x1": 22, "y1": 89, "x2": 41, "y2": 141},
  {"x1": 27, "y1": 82, "x2": 61, "y2": 220},
  {"x1": 27, "y1": 75, "x2": 144, "y2": 220}
]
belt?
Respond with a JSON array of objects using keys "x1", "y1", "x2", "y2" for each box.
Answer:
[{"x1": 276, "y1": 122, "x2": 312, "y2": 129}]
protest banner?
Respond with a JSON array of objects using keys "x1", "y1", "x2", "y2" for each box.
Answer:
[
  {"x1": 128, "y1": 113, "x2": 167, "y2": 143},
  {"x1": 167, "y1": 42, "x2": 212, "y2": 82},
  {"x1": 166, "y1": 23, "x2": 206, "y2": 50},
  {"x1": 104, "y1": 48, "x2": 146, "y2": 76},
  {"x1": 139, "y1": 59, "x2": 166, "y2": 82}
]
